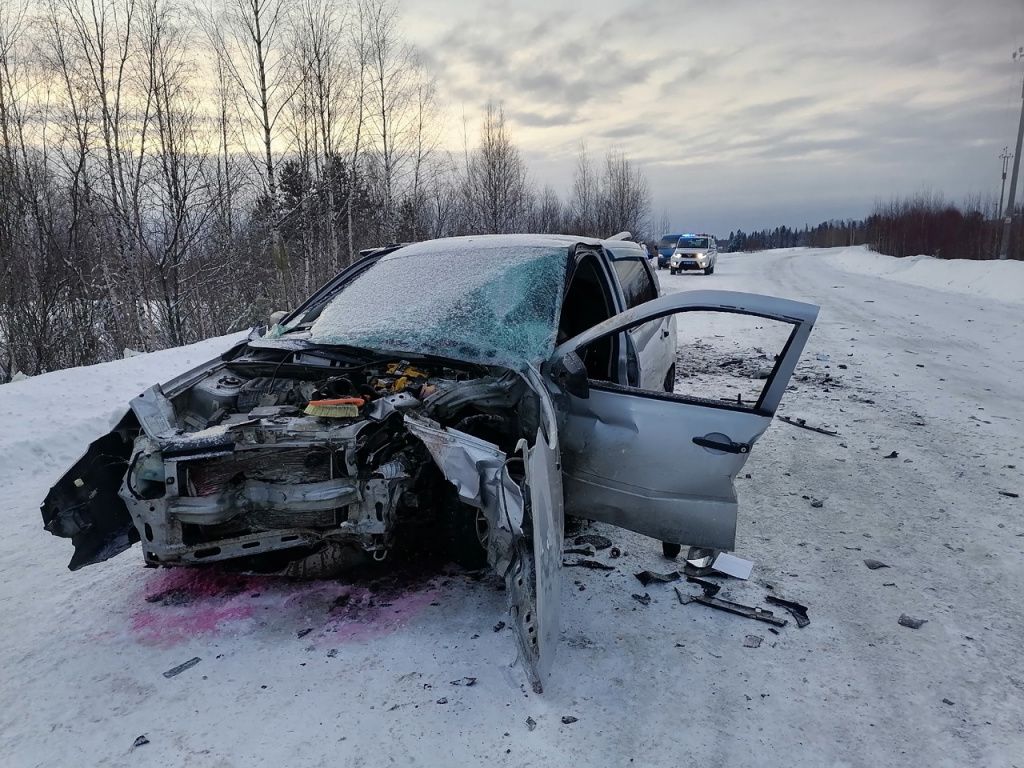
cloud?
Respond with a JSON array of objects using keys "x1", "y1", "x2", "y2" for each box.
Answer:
[{"x1": 403, "y1": 0, "x2": 1024, "y2": 231}]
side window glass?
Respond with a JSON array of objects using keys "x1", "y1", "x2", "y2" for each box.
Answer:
[{"x1": 613, "y1": 260, "x2": 657, "y2": 309}]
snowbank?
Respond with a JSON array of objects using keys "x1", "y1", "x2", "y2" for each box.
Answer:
[{"x1": 822, "y1": 245, "x2": 1024, "y2": 305}]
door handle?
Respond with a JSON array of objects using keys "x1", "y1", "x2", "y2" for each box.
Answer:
[
  {"x1": 693, "y1": 435, "x2": 750, "y2": 454},
  {"x1": 661, "y1": 329, "x2": 670, "y2": 338}
]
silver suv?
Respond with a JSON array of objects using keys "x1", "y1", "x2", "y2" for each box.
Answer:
[{"x1": 670, "y1": 234, "x2": 717, "y2": 275}]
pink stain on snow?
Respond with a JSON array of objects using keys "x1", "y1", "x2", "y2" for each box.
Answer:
[{"x1": 129, "y1": 567, "x2": 441, "y2": 647}]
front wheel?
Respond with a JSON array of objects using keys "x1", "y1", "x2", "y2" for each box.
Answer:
[
  {"x1": 670, "y1": 269, "x2": 677, "y2": 275},
  {"x1": 704, "y1": 264, "x2": 714, "y2": 275},
  {"x1": 662, "y1": 541, "x2": 682, "y2": 559}
]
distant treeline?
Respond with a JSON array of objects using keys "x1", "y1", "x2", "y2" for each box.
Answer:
[
  {"x1": 0, "y1": 0, "x2": 652, "y2": 380},
  {"x1": 725, "y1": 194, "x2": 1023, "y2": 260}
]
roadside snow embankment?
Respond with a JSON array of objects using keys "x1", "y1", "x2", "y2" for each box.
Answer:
[
  {"x1": 0, "y1": 332, "x2": 246, "y2": 487},
  {"x1": 823, "y1": 245, "x2": 1024, "y2": 305}
]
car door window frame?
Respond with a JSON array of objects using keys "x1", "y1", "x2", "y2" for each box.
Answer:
[{"x1": 552, "y1": 292, "x2": 818, "y2": 417}]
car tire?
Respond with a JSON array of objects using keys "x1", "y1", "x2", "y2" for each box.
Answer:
[
  {"x1": 443, "y1": 489, "x2": 489, "y2": 569},
  {"x1": 670, "y1": 269, "x2": 677, "y2": 275},
  {"x1": 663, "y1": 363, "x2": 676, "y2": 393},
  {"x1": 662, "y1": 541, "x2": 682, "y2": 559},
  {"x1": 705, "y1": 265, "x2": 714, "y2": 275}
]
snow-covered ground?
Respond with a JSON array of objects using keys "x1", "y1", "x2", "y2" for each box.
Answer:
[{"x1": 1, "y1": 247, "x2": 1022, "y2": 767}]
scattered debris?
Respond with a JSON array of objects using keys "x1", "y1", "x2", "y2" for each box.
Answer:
[
  {"x1": 884, "y1": 451, "x2": 899, "y2": 459},
  {"x1": 631, "y1": 593, "x2": 652, "y2": 606},
  {"x1": 609, "y1": 547, "x2": 622, "y2": 559},
  {"x1": 561, "y1": 716, "x2": 578, "y2": 725},
  {"x1": 132, "y1": 735, "x2": 150, "y2": 749},
  {"x1": 564, "y1": 558, "x2": 615, "y2": 571},
  {"x1": 863, "y1": 558, "x2": 889, "y2": 570},
  {"x1": 563, "y1": 546, "x2": 595, "y2": 556},
  {"x1": 634, "y1": 570, "x2": 680, "y2": 586},
  {"x1": 526, "y1": 716, "x2": 537, "y2": 731},
  {"x1": 898, "y1": 614, "x2": 927, "y2": 629},
  {"x1": 810, "y1": 499, "x2": 824, "y2": 509},
  {"x1": 162, "y1": 657, "x2": 201, "y2": 679},
  {"x1": 574, "y1": 534, "x2": 613, "y2": 550},
  {"x1": 942, "y1": 698, "x2": 955, "y2": 706},
  {"x1": 692, "y1": 595, "x2": 788, "y2": 627},
  {"x1": 674, "y1": 586, "x2": 693, "y2": 605},
  {"x1": 296, "y1": 627, "x2": 313, "y2": 638},
  {"x1": 766, "y1": 595, "x2": 810, "y2": 628},
  {"x1": 778, "y1": 415, "x2": 839, "y2": 436},
  {"x1": 450, "y1": 677, "x2": 477, "y2": 686},
  {"x1": 712, "y1": 552, "x2": 753, "y2": 580},
  {"x1": 435, "y1": 697, "x2": 448, "y2": 704},
  {"x1": 686, "y1": 575, "x2": 722, "y2": 597},
  {"x1": 743, "y1": 635, "x2": 763, "y2": 648},
  {"x1": 998, "y1": 490, "x2": 1019, "y2": 498},
  {"x1": 327, "y1": 648, "x2": 338, "y2": 658},
  {"x1": 493, "y1": 621, "x2": 506, "y2": 632}
]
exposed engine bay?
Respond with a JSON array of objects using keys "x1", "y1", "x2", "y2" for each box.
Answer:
[{"x1": 116, "y1": 347, "x2": 540, "y2": 580}]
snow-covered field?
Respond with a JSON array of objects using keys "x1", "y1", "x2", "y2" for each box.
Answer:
[{"x1": 1, "y1": 246, "x2": 1022, "y2": 767}]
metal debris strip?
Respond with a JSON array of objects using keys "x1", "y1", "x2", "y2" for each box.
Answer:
[
  {"x1": 766, "y1": 595, "x2": 810, "y2": 628},
  {"x1": 162, "y1": 657, "x2": 201, "y2": 678},
  {"x1": 693, "y1": 595, "x2": 788, "y2": 627},
  {"x1": 634, "y1": 570, "x2": 681, "y2": 587},
  {"x1": 777, "y1": 415, "x2": 839, "y2": 436},
  {"x1": 631, "y1": 593, "x2": 652, "y2": 606}
]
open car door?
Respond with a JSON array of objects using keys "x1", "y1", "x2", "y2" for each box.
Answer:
[{"x1": 547, "y1": 290, "x2": 818, "y2": 552}]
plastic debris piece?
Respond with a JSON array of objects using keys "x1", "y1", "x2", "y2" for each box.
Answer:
[
  {"x1": 561, "y1": 716, "x2": 578, "y2": 725},
  {"x1": 743, "y1": 635, "x2": 763, "y2": 648},
  {"x1": 631, "y1": 593, "x2": 652, "y2": 606},
  {"x1": 526, "y1": 716, "x2": 537, "y2": 731},
  {"x1": 634, "y1": 570, "x2": 680, "y2": 587},
  {"x1": 162, "y1": 657, "x2": 201, "y2": 678},
  {"x1": 765, "y1": 595, "x2": 810, "y2": 627},
  {"x1": 132, "y1": 735, "x2": 150, "y2": 749},
  {"x1": 898, "y1": 614, "x2": 927, "y2": 629},
  {"x1": 863, "y1": 558, "x2": 889, "y2": 570},
  {"x1": 712, "y1": 552, "x2": 753, "y2": 580},
  {"x1": 686, "y1": 575, "x2": 722, "y2": 597}
]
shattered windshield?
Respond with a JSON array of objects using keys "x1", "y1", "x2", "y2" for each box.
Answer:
[{"x1": 308, "y1": 242, "x2": 569, "y2": 369}]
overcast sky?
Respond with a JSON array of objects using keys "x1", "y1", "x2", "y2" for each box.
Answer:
[{"x1": 404, "y1": 0, "x2": 1024, "y2": 236}]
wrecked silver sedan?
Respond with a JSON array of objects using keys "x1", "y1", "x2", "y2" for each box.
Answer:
[{"x1": 41, "y1": 234, "x2": 818, "y2": 689}]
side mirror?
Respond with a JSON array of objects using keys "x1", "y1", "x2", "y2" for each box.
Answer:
[
  {"x1": 269, "y1": 310, "x2": 288, "y2": 326},
  {"x1": 549, "y1": 351, "x2": 590, "y2": 399}
]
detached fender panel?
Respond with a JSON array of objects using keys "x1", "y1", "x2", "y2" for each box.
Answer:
[{"x1": 40, "y1": 411, "x2": 140, "y2": 570}]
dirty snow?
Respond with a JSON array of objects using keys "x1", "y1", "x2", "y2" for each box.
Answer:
[{"x1": 1, "y1": 246, "x2": 1022, "y2": 767}]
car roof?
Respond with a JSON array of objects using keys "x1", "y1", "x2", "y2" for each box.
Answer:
[{"x1": 384, "y1": 233, "x2": 646, "y2": 260}]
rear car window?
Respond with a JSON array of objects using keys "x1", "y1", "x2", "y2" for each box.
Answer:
[{"x1": 613, "y1": 259, "x2": 657, "y2": 309}]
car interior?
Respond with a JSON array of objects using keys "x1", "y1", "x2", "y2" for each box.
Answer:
[{"x1": 556, "y1": 249, "x2": 617, "y2": 382}]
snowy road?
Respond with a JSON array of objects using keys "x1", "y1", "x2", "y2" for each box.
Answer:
[{"x1": 1, "y1": 247, "x2": 1022, "y2": 767}]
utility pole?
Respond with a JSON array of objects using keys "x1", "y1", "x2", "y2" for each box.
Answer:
[
  {"x1": 999, "y1": 48, "x2": 1024, "y2": 260},
  {"x1": 998, "y1": 146, "x2": 1012, "y2": 219}
]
